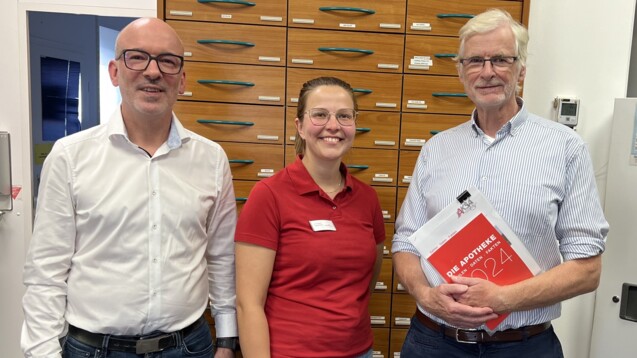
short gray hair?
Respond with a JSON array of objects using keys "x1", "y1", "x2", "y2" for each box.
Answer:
[{"x1": 458, "y1": 8, "x2": 529, "y2": 68}]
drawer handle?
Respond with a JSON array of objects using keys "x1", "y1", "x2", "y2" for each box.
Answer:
[
  {"x1": 356, "y1": 127, "x2": 371, "y2": 133},
  {"x1": 198, "y1": 0, "x2": 255, "y2": 6},
  {"x1": 318, "y1": 6, "x2": 376, "y2": 15},
  {"x1": 430, "y1": 130, "x2": 441, "y2": 135},
  {"x1": 197, "y1": 119, "x2": 255, "y2": 126},
  {"x1": 197, "y1": 39, "x2": 255, "y2": 47},
  {"x1": 197, "y1": 79, "x2": 255, "y2": 87},
  {"x1": 229, "y1": 159, "x2": 255, "y2": 164},
  {"x1": 432, "y1": 92, "x2": 468, "y2": 97},
  {"x1": 236, "y1": 197, "x2": 248, "y2": 202},
  {"x1": 347, "y1": 164, "x2": 369, "y2": 170},
  {"x1": 437, "y1": 13, "x2": 475, "y2": 19},
  {"x1": 318, "y1": 47, "x2": 374, "y2": 55},
  {"x1": 352, "y1": 88, "x2": 373, "y2": 94},
  {"x1": 434, "y1": 53, "x2": 457, "y2": 58}
]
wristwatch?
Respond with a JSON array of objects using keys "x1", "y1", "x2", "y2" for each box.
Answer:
[{"x1": 216, "y1": 337, "x2": 239, "y2": 351}]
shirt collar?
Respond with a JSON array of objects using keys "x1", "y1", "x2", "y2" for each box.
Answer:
[
  {"x1": 287, "y1": 155, "x2": 351, "y2": 196},
  {"x1": 106, "y1": 107, "x2": 191, "y2": 150},
  {"x1": 470, "y1": 97, "x2": 528, "y2": 138}
]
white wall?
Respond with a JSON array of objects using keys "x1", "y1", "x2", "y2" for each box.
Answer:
[
  {"x1": 0, "y1": 1, "x2": 634, "y2": 357},
  {"x1": 523, "y1": 1, "x2": 636, "y2": 357}
]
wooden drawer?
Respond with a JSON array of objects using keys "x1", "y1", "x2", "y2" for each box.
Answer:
[
  {"x1": 396, "y1": 187, "x2": 408, "y2": 221},
  {"x1": 286, "y1": 68, "x2": 402, "y2": 112},
  {"x1": 181, "y1": 62, "x2": 285, "y2": 105},
  {"x1": 383, "y1": 223, "x2": 394, "y2": 257},
  {"x1": 165, "y1": 0, "x2": 287, "y2": 26},
  {"x1": 406, "y1": 0, "x2": 523, "y2": 36},
  {"x1": 287, "y1": 28, "x2": 404, "y2": 73},
  {"x1": 404, "y1": 35, "x2": 460, "y2": 75},
  {"x1": 168, "y1": 20, "x2": 286, "y2": 66},
  {"x1": 372, "y1": 328, "x2": 390, "y2": 358},
  {"x1": 400, "y1": 113, "x2": 468, "y2": 149},
  {"x1": 369, "y1": 293, "x2": 391, "y2": 327},
  {"x1": 288, "y1": 0, "x2": 407, "y2": 34},
  {"x1": 389, "y1": 327, "x2": 408, "y2": 357},
  {"x1": 233, "y1": 179, "x2": 256, "y2": 215},
  {"x1": 285, "y1": 108, "x2": 400, "y2": 149},
  {"x1": 375, "y1": 258, "x2": 393, "y2": 294},
  {"x1": 398, "y1": 150, "x2": 419, "y2": 188},
  {"x1": 402, "y1": 74, "x2": 473, "y2": 115},
  {"x1": 375, "y1": 186, "x2": 397, "y2": 223},
  {"x1": 174, "y1": 101, "x2": 284, "y2": 144},
  {"x1": 221, "y1": 142, "x2": 284, "y2": 181},
  {"x1": 284, "y1": 146, "x2": 398, "y2": 187},
  {"x1": 391, "y1": 293, "x2": 416, "y2": 328}
]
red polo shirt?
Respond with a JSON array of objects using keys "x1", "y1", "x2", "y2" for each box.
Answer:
[{"x1": 235, "y1": 157, "x2": 385, "y2": 358}]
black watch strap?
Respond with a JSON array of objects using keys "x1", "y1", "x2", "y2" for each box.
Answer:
[{"x1": 216, "y1": 337, "x2": 238, "y2": 350}]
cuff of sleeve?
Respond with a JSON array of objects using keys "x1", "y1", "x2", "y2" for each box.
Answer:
[
  {"x1": 391, "y1": 240, "x2": 421, "y2": 256},
  {"x1": 213, "y1": 313, "x2": 238, "y2": 338}
]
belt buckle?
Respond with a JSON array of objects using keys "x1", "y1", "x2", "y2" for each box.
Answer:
[
  {"x1": 455, "y1": 328, "x2": 480, "y2": 344},
  {"x1": 136, "y1": 335, "x2": 169, "y2": 354}
]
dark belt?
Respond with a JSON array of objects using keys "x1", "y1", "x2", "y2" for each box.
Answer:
[
  {"x1": 415, "y1": 309, "x2": 551, "y2": 344},
  {"x1": 67, "y1": 315, "x2": 205, "y2": 354}
]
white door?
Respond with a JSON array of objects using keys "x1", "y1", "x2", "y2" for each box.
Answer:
[{"x1": 589, "y1": 98, "x2": 637, "y2": 357}]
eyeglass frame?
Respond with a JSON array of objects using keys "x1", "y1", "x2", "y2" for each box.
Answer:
[
  {"x1": 458, "y1": 56, "x2": 518, "y2": 71},
  {"x1": 116, "y1": 49, "x2": 184, "y2": 75},
  {"x1": 304, "y1": 108, "x2": 358, "y2": 127}
]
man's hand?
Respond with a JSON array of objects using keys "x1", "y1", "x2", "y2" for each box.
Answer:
[
  {"x1": 419, "y1": 282, "x2": 499, "y2": 328},
  {"x1": 451, "y1": 276, "x2": 509, "y2": 313},
  {"x1": 214, "y1": 347, "x2": 235, "y2": 358}
]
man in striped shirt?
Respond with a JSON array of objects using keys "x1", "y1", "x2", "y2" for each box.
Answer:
[{"x1": 392, "y1": 9, "x2": 608, "y2": 358}]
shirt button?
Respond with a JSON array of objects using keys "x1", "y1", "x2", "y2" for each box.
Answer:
[
  {"x1": 152, "y1": 258, "x2": 158, "y2": 263},
  {"x1": 152, "y1": 191, "x2": 157, "y2": 196},
  {"x1": 332, "y1": 206, "x2": 337, "y2": 210},
  {"x1": 481, "y1": 176, "x2": 488, "y2": 181},
  {"x1": 152, "y1": 224, "x2": 157, "y2": 230}
]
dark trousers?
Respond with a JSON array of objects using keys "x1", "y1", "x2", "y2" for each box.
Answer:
[{"x1": 400, "y1": 316, "x2": 564, "y2": 358}]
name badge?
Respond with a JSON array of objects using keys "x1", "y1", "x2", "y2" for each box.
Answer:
[{"x1": 309, "y1": 220, "x2": 336, "y2": 232}]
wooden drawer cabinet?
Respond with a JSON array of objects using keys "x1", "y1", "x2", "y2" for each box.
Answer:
[
  {"x1": 375, "y1": 258, "x2": 393, "y2": 293},
  {"x1": 369, "y1": 293, "x2": 391, "y2": 327},
  {"x1": 285, "y1": 108, "x2": 400, "y2": 150},
  {"x1": 181, "y1": 62, "x2": 285, "y2": 105},
  {"x1": 233, "y1": 180, "x2": 256, "y2": 215},
  {"x1": 400, "y1": 113, "x2": 468, "y2": 149},
  {"x1": 166, "y1": 0, "x2": 287, "y2": 26},
  {"x1": 402, "y1": 74, "x2": 474, "y2": 114},
  {"x1": 373, "y1": 328, "x2": 390, "y2": 358},
  {"x1": 396, "y1": 187, "x2": 408, "y2": 221},
  {"x1": 404, "y1": 35, "x2": 460, "y2": 75},
  {"x1": 406, "y1": 0, "x2": 523, "y2": 36},
  {"x1": 169, "y1": 20, "x2": 286, "y2": 66},
  {"x1": 175, "y1": 101, "x2": 284, "y2": 144},
  {"x1": 287, "y1": 28, "x2": 404, "y2": 73},
  {"x1": 383, "y1": 223, "x2": 394, "y2": 257},
  {"x1": 286, "y1": 68, "x2": 402, "y2": 111},
  {"x1": 391, "y1": 293, "x2": 416, "y2": 328},
  {"x1": 390, "y1": 328, "x2": 408, "y2": 357},
  {"x1": 375, "y1": 186, "x2": 397, "y2": 223},
  {"x1": 288, "y1": 0, "x2": 407, "y2": 34},
  {"x1": 398, "y1": 150, "x2": 419, "y2": 188},
  {"x1": 221, "y1": 142, "x2": 284, "y2": 181}
]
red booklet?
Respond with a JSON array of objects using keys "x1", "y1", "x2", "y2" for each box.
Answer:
[
  {"x1": 408, "y1": 187, "x2": 541, "y2": 331},
  {"x1": 426, "y1": 212, "x2": 536, "y2": 329}
]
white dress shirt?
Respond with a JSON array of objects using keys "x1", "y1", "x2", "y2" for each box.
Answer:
[{"x1": 21, "y1": 109, "x2": 237, "y2": 357}]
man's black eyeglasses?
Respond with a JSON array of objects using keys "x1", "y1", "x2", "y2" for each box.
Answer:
[{"x1": 117, "y1": 49, "x2": 184, "y2": 75}]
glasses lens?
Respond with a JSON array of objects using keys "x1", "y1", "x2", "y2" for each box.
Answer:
[
  {"x1": 156, "y1": 54, "x2": 183, "y2": 74},
  {"x1": 335, "y1": 109, "x2": 356, "y2": 125},
  {"x1": 308, "y1": 109, "x2": 356, "y2": 126},
  {"x1": 123, "y1": 50, "x2": 150, "y2": 71}
]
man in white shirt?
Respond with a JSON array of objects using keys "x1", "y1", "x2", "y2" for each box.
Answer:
[{"x1": 21, "y1": 18, "x2": 238, "y2": 358}]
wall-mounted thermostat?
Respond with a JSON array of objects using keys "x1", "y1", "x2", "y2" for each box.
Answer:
[{"x1": 554, "y1": 97, "x2": 579, "y2": 128}]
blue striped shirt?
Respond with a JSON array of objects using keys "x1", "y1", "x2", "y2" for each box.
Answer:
[{"x1": 392, "y1": 99, "x2": 609, "y2": 330}]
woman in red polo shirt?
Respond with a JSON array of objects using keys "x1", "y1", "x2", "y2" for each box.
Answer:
[{"x1": 235, "y1": 77, "x2": 385, "y2": 358}]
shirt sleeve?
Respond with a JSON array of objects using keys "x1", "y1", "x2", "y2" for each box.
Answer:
[
  {"x1": 234, "y1": 180, "x2": 280, "y2": 251},
  {"x1": 556, "y1": 142, "x2": 608, "y2": 260},
  {"x1": 206, "y1": 149, "x2": 238, "y2": 338},
  {"x1": 21, "y1": 142, "x2": 75, "y2": 358}
]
